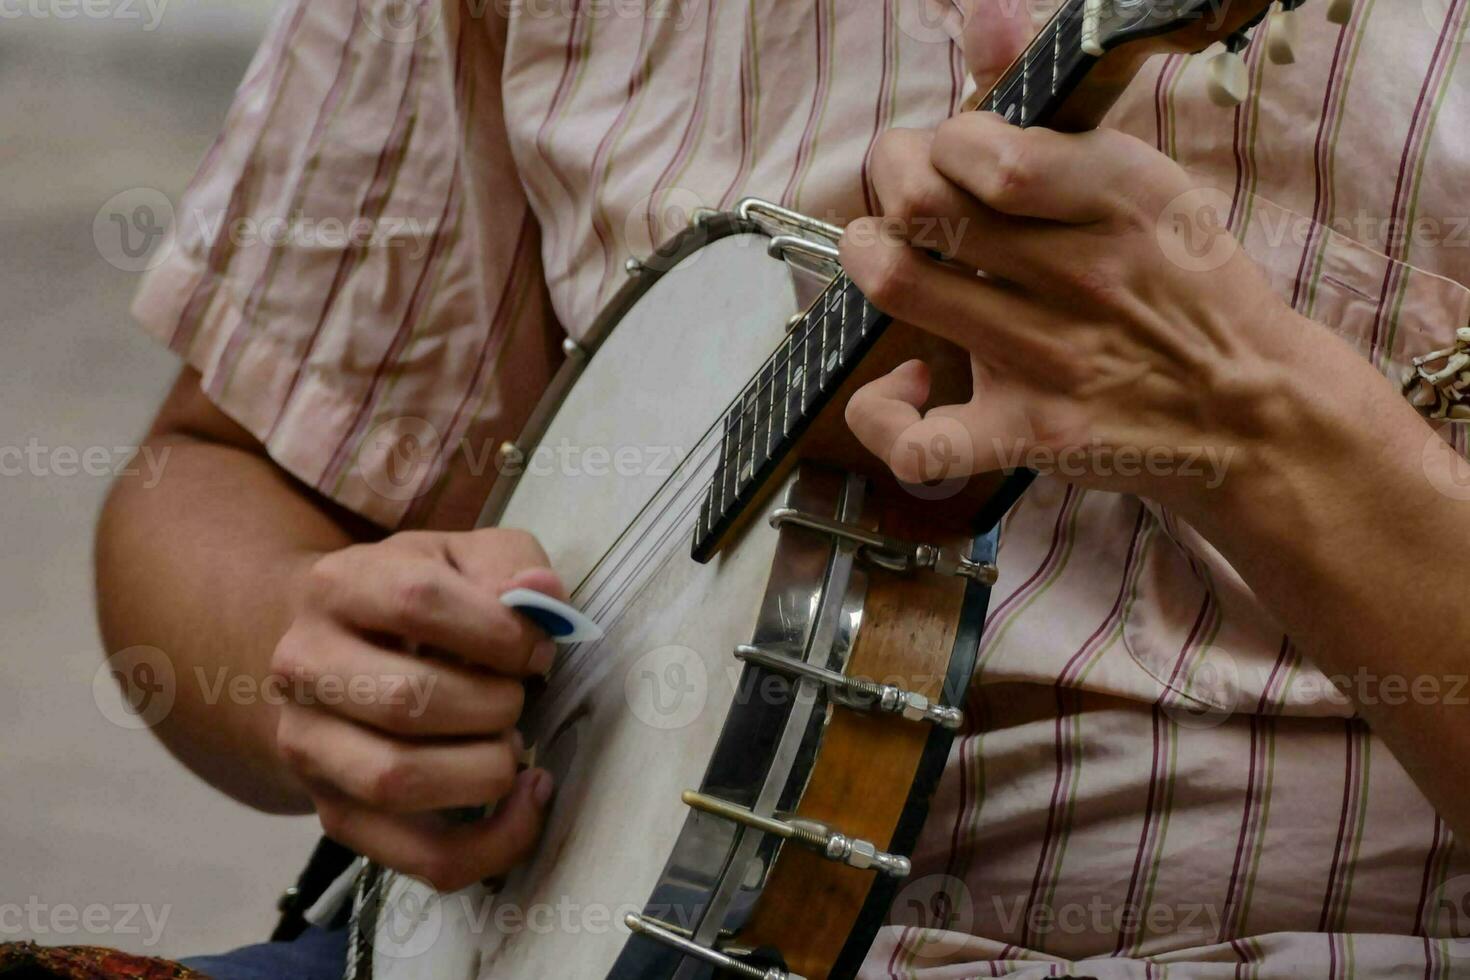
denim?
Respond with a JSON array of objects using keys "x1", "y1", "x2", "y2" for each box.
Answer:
[{"x1": 179, "y1": 924, "x2": 347, "y2": 980}]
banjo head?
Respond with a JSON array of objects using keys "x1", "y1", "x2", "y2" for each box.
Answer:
[{"x1": 367, "y1": 212, "x2": 996, "y2": 980}]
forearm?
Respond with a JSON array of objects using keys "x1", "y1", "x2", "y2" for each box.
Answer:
[
  {"x1": 1195, "y1": 327, "x2": 1470, "y2": 835},
  {"x1": 95, "y1": 375, "x2": 369, "y2": 813}
]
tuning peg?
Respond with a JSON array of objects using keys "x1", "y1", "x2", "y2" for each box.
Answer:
[
  {"x1": 1267, "y1": 2, "x2": 1304, "y2": 64},
  {"x1": 1326, "y1": 0, "x2": 1355, "y2": 25},
  {"x1": 1207, "y1": 36, "x2": 1250, "y2": 108}
]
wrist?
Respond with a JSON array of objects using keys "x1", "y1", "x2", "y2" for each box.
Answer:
[{"x1": 1178, "y1": 313, "x2": 1466, "y2": 659}]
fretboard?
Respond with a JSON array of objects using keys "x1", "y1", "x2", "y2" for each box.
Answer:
[{"x1": 691, "y1": 0, "x2": 1097, "y2": 562}]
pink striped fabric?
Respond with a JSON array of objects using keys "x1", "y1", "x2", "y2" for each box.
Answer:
[{"x1": 132, "y1": 1, "x2": 1470, "y2": 975}]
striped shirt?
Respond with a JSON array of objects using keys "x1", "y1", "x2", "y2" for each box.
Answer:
[{"x1": 132, "y1": 1, "x2": 1470, "y2": 975}]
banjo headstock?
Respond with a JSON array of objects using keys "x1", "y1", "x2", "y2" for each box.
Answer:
[
  {"x1": 1083, "y1": 0, "x2": 1350, "y2": 53},
  {"x1": 1023, "y1": 0, "x2": 1352, "y2": 123}
]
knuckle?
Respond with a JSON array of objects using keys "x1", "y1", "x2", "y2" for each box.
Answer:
[
  {"x1": 479, "y1": 526, "x2": 540, "y2": 559},
  {"x1": 269, "y1": 632, "x2": 306, "y2": 679},
  {"x1": 314, "y1": 799, "x2": 351, "y2": 842},
  {"x1": 389, "y1": 572, "x2": 444, "y2": 631},
  {"x1": 1064, "y1": 259, "x2": 1126, "y2": 305},
  {"x1": 890, "y1": 170, "x2": 944, "y2": 228},
  {"x1": 376, "y1": 679, "x2": 426, "y2": 733},
  {"x1": 274, "y1": 715, "x2": 311, "y2": 772},
  {"x1": 985, "y1": 137, "x2": 1038, "y2": 209},
  {"x1": 304, "y1": 553, "x2": 343, "y2": 606},
  {"x1": 487, "y1": 681, "x2": 526, "y2": 729},
  {"x1": 862, "y1": 245, "x2": 920, "y2": 315},
  {"x1": 362, "y1": 749, "x2": 418, "y2": 807},
  {"x1": 477, "y1": 746, "x2": 519, "y2": 801}
]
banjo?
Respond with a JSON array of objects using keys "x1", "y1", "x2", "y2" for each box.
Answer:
[{"x1": 353, "y1": 1, "x2": 1338, "y2": 977}]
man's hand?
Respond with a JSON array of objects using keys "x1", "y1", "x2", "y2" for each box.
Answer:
[
  {"x1": 839, "y1": 113, "x2": 1356, "y2": 519},
  {"x1": 271, "y1": 528, "x2": 560, "y2": 892}
]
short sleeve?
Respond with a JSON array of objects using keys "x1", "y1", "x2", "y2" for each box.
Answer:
[{"x1": 131, "y1": 0, "x2": 563, "y2": 530}]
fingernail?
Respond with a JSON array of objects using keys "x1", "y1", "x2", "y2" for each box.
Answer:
[
  {"x1": 509, "y1": 729, "x2": 526, "y2": 759},
  {"x1": 529, "y1": 639, "x2": 556, "y2": 675},
  {"x1": 531, "y1": 769, "x2": 554, "y2": 807}
]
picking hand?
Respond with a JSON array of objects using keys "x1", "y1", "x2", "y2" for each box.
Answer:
[{"x1": 270, "y1": 528, "x2": 562, "y2": 892}]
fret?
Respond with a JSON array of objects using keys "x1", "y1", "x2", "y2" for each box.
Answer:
[
  {"x1": 1052, "y1": 19, "x2": 1061, "y2": 95},
  {"x1": 754, "y1": 359, "x2": 774, "y2": 465},
  {"x1": 788, "y1": 327, "x2": 807, "y2": 426},
  {"x1": 716, "y1": 410, "x2": 738, "y2": 521},
  {"x1": 782, "y1": 328, "x2": 797, "y2": 436},
  {"x1": 818, "y1": 289, "x2": 833, "y2": 384},
  {"x1": 805, "y1": 301, "x2": 825, "y2": 407},
  {"x1": 841, "y1": 283, "x2": 864, "y2": 357},
  {"x1": 769, "y1": 346, "x2": 788, "y2": 451},
  {"x1": 737, "y1": 383, "x2": 757, "y2": 487},
  {"x1": 837, "y1": 281, "x2": 849, "y2": 368},
  {"x1": 1022, "y1": 51, "x2": 1030, "y2": 118}
]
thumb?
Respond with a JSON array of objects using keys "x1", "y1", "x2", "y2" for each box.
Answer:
[{"x1": 962, "y1": 0, "x2": 1038, "y2": 94}]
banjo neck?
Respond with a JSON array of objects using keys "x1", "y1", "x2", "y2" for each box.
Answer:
[{"x1": 692, "y1": 0, "x2": 1290, "y2": 563}]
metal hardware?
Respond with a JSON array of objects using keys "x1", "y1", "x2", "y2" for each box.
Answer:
[
  {"x1": 682, "y1": 790, "x2": 911, "y2": 878},
  {"x1": 735, "y1": 644, "x2": 964, "y2": 731},
  {"x1": 496, "y1": 441, "x2": 524, "y2": 472},
  {"x1": 685, "y1": 471, "x2": 869, "y2": 952},
  {"x1": 785, "y1": 312, "x2": 804, "y2": 333},
  {"x1": 626, "y1": 913, "x2": 803, "y2": 980},
  {"x1": 690, "y1": 206, "x2": 722, "y2": 228},
  {"x1": 767, "y1": 235, "x2": 840, "y2": 267},
  {"x1": 770, "y1": 507, "x2": 999, "y2": 585},
  {"x1": 735, "y1": 198, "x2": 843, "y2": 244},
  {"x1": 561, "y1": 336, "x2": 586, "y2": 360},
  {"x1": 1402, "y1": 327, "x2": 1470, "y2": 422},
  {"x1": 625, "y1": 256, "x2": 644, "y2": 275}
]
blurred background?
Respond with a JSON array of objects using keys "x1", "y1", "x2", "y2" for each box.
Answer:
[{"x1": 1, "y1": 0, "x2": 320, "y2": 959}]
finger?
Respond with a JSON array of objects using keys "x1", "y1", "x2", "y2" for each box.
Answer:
[
  {"x1": 277, "y1": 706, "x2": 522, "y2": 812},
  {"x1": 962, "y1": 0, "x2": 1035, "y2": 92},
  {"x1": 272, "y1": 625, "x2": 525, "y2": 737},
  {"x1": 447, "y1": 527, "x2": 564, "y2": 600},
  {"x1": 845, "y1": 362, "x2": 1024, "y2": 485},
  {"x1": 845, "y1": 360, "x2": 931, "y2": 476},
  {"x1": 868, "y1": 127, "x2": 1075, "y2": 286},
  {"x1": 931, "y1": 113, "x2": 1159, "y2": 224},
  {"x1": 315, "y1": 768, "x2": 552, "y2": 893},
  {"x1": 312, "y1": 552, "x2": 545, "y2": 675},
  {"x1": 840, "y1": 219, "x2": 1063, "y2": 359}
]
